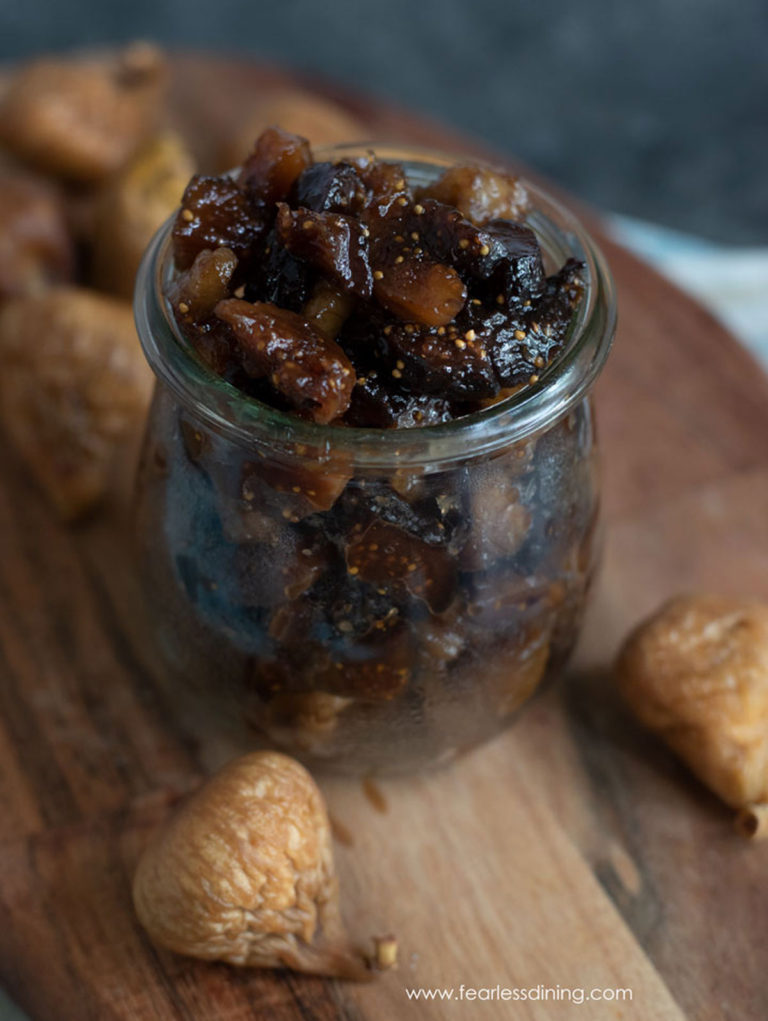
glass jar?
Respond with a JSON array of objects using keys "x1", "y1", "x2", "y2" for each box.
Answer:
[{"x1": 133, "y1": 146, "x2": 616, "y2": 775}]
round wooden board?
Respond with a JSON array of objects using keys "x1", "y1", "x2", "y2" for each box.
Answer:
[{"x1": 0, "y1": 53, "x2": 766, "y2": 1021}]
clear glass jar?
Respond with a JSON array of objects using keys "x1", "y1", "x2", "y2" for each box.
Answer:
[{"x1": 133, "y1": 146, "x2": 616, "y2": 774}]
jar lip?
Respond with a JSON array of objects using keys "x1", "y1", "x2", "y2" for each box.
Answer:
[{"x1": 134, "y1": 144, "x2": 616, "y2": 469}]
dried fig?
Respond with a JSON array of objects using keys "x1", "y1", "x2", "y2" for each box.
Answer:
[
  {"x1": 132, "y1": 750, "x2": 368, "y2": 977},
  {"x1": 0, "y1": 173, "x2": 74, "y2": 299},
  {"x1": 617, "y1": 594, "x2": 768, "y2": 836},
  {"x1": 0, "y1": 44, "x2": 165, "y2": 184},
  {"x1": 0, "y1": 287, "x2": 153, "y2": 519},
  {"x1": 91, "y1": 132, "x2": 196, "y2": 297}
]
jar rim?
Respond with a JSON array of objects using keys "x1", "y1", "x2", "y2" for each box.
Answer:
[{"x1": 134, "y1": 143, "x2": 616, "y2": 470}]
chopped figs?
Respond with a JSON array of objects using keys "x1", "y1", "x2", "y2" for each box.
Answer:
[
  {"x1": 144, "y1": 381, "x2": 597, "y2": 769},
  {"x1": 166, "y1": 130, "x2": 582, "y2": 423}
]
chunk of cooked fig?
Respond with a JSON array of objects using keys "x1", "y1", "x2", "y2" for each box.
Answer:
[
  {"x1": 533, "y1": 257, "x2": 585, "y2": 323},
  {"x1": 303, "y1": 279, "x2": 354, "y2": 341},
  {"x1": 344, "y1": 371, "x2": 453, "y2": 429},
  {"x1": 355, "y1": 159, "x2": 412, "y2": 219},
  {"x1": 346, "y1": 519, "x2": 457, "y2": 612},
  {"x1": 361, "y1": 205, "x2": 467, "y2": 327},
  {"x1": 320, "y1": 573, "x2": 404, "y2": 641},
  {"x1": 376, "y1": 318, "x2": 498, "y2": 399},
  {"x1": 316, "y1": 636, "x2": 412, "y2": 700},
  {"x1": 323, "y1": 477, "x2": 465, "y2": 550},
  {"x1": 372, "y1": 255, "x2": 467, "y2": 328},
  {"x1": 238, "y1": 126, "x2": 312, "y2": 210},
  {"x1": 291, "y1": 161, "x2": 367, "y2": 214},
  {"x1": 247, "y1": 228, "x2": 313, "y2": 313},
  {"x1": 415, "y1": 199, "x2": 544, "y2": 299},
  {"x1": 276, "y1": 204, "x2": 373, "y2": 299},
  {"x1": 172, "y1": 174, "x2": 263, "y2": 271},
  {"x1": 485, "y1": 220, "x2": 547, "y2": 302},
  {"x1": 169, "y1": 247, "x2": 238, "y2": 322},
  {"x1": 167, "y1": 247, "x2": 238, "y2": 374},
  {"x1": 241, "y1": 450, "x2": 351, "y2": 519},
  {"x1": 419, "y1": 164, "x2": 529, "y2": 225},
  {"x1": 214, "y1": 298, "x2": 356, "y2": 423},
  {"x1": 302, "y1": 618, "x2": 413, "y2": 701},
  {"x1": 489, "y1": 258, "x2": 585, "y2": 386}
]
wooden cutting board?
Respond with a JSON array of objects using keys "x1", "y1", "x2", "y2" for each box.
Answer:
[{"x1": 0, "y1": 53, "x2": 767, "y2": 1021}]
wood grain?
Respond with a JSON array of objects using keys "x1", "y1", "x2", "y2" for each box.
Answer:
[{"x1": 0, "y1": 52, "x2": 766, "y2": 1021}]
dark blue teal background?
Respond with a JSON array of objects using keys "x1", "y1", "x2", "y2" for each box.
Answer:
[{"x1": 1, "y1": 0, "x2": 766, "y2": 242}]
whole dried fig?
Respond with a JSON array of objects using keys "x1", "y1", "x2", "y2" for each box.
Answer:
[
  {"x1": 0, "y1": 173, "x2": 74, "y2": 299},
  {"x1": 617, "y1": 594, "x2": 768, "y2": 836},
  {"x1": 0, "y1": 287, "x2": 153, "y2": 519},
  {"x1": 132, "y1": 750, "x2": 368, "y2": 978},
  {"x1": 0, "y1": 44, "x2": 165, "y2": 184},
  {"x1": 91, "y1": 132, "x2": 195, "y2": 298}
]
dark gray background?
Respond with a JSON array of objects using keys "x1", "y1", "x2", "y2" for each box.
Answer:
[{"x1": 2, "y1": 0, "x2": 766, "y2": 243}]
